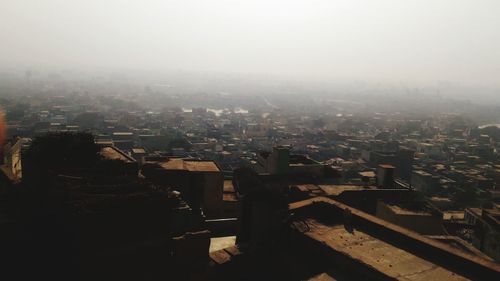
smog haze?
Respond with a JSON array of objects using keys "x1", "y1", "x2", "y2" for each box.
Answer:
[{"x1": 1, "y1": 0, "x2": 500, "y2": 87}]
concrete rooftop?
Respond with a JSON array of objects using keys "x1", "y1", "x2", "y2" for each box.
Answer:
[{"x1": 294, "y1": 219, "x2": 468, "y2": 281}]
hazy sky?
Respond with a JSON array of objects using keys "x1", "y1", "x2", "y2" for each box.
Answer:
[{"x1": 1, "y1": 0, "x2": 500, "y2": 85}]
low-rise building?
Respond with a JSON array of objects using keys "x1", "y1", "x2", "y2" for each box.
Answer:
[{"x1": 142, "y1": 158, "x2": 224, "y2": 218}]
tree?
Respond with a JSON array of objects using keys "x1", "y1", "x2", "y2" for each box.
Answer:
[{"x1": 25, "y1": 132, "x2": 100, "y2": 173}]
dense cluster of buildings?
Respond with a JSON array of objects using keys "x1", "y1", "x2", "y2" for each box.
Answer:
[{"x1": 0, "y1": 88, "x2": 499, "y2": 280}]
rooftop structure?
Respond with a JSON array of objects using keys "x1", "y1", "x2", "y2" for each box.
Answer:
[
  {"x1": 100, "y1": 146, "x2": 135, "y2": 163},
  {"x1": 287, "y1": 197, "x2": 500, "y2": 280},
  {"x1": 465, "y1": 208, "x2": 500, "y2": 261},
  {"x1": 295, "y1": 220, "x2": 467, "y2": 280},
  {"x1": 99, "y1": 146, "x2": 138, "y2": 176},
  {"x1": 256, "y1": 146, "x2": 330, "y2": 178},
  {"x1": 142, "y1": 158, "x2": 224, "y2": 218},
  {"x1": 375, "y1": 200, "x2": 444, "y2": 235},
  {"x1": 159, "y1": 158, "x2": 220, "y2": 172},
  {"x1": 210, "y1": 196, "x2": 500, "y2": 280}
]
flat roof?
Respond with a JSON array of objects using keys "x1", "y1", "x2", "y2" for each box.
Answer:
[
  {"x1": 184, "y1": 160, "x2": 220, "y2": 172},
  {"x1": 318, "y1": 185, "x2": 371, "y2": 196},
  {"x1": 294, "y1": 219, "x2": 468, "y2": 280},
  {"x1": 131, "y1": 148, "x2": 146, "y2": 154},
  {"x1": 359, "y1": 171, "x2": 376, "y2": 178},
  {"x1": 209, "y1": 236, "x2": 236, "y2": 253},
  {"x1": 159, "y1": 159, "x2": 220, "y2": 172},
  {"x1": 290, "y1": 197, "x2": 500, "y2": 279},
  {"x1": 294, "y1": 184, "x2": 321, "y2": 193},
  {"x1": 442, "y1": 211, "x2": 465, "y2": 220},
  {"x1": 160, "y1": 159, "x2": 185, "y2": 170}
]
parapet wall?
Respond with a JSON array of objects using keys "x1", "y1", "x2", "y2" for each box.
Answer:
[{"x1": 290, "y1": 197, "x2": 500, "y2": 280}]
